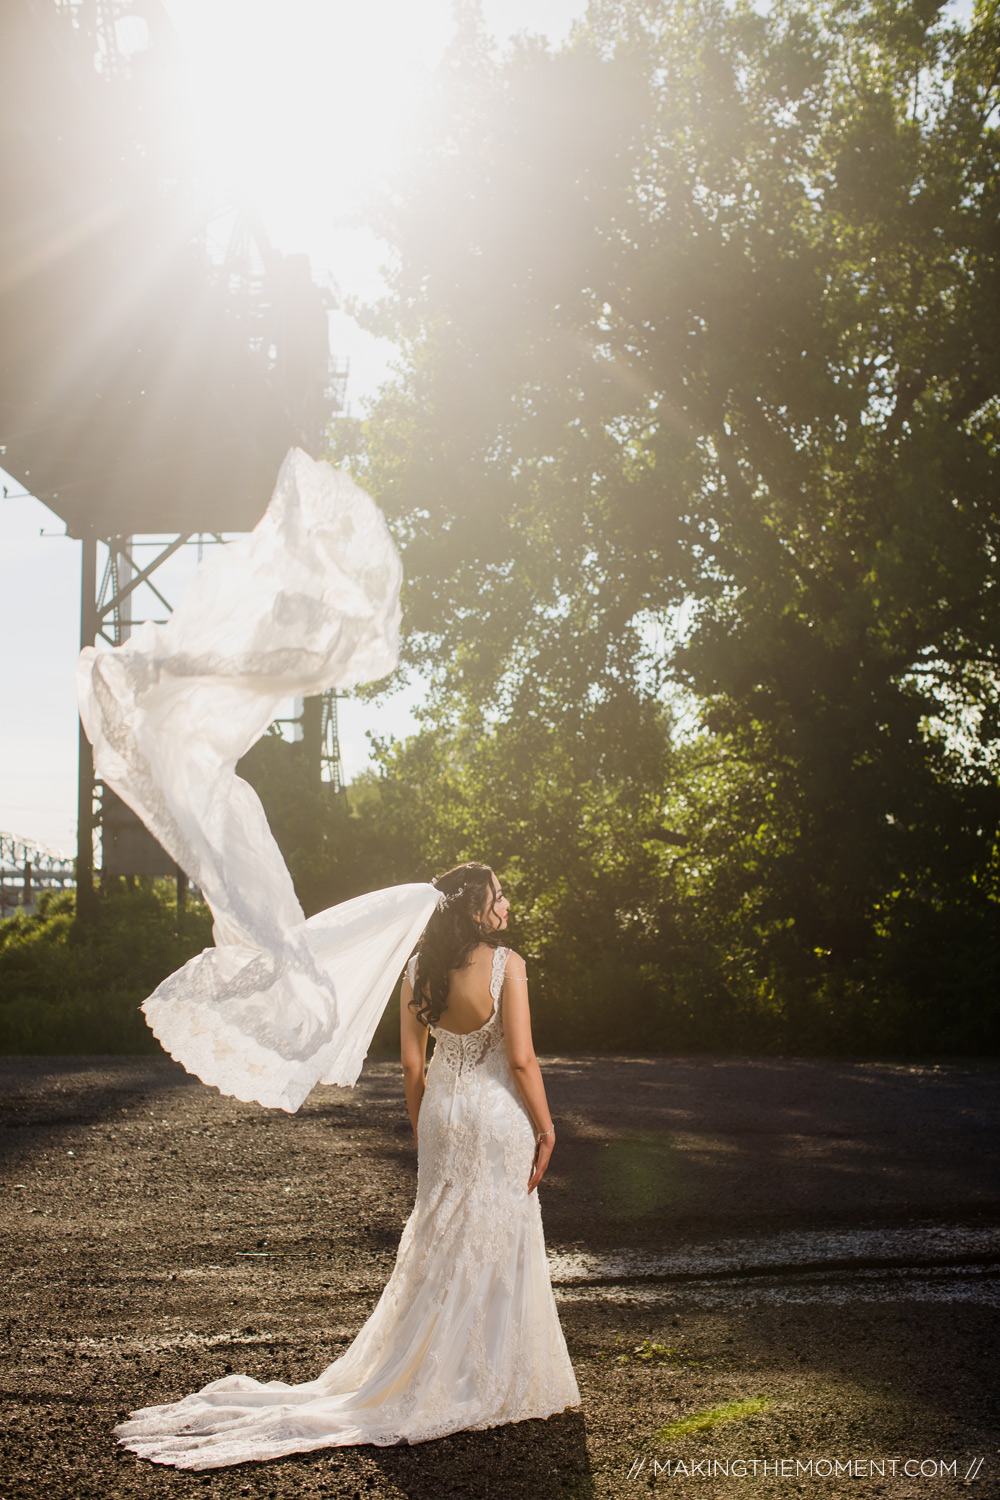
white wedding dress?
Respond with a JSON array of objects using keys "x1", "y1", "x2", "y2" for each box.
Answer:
[
  {"x1": 73, "y1": 446, "x2": 579, "y2": 1467},
  {"x1": 112, "y1": 946, "x2": 580, "y2": 1468}
]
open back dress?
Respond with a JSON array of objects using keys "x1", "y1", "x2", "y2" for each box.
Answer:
[{"x1": 112, "y1": 945, "x2": 580, "y2": 1469}]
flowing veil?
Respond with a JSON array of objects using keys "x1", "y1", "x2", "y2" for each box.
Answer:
[{"x1": 76, "y1": 447, "x2": 439, "y2": 1112}]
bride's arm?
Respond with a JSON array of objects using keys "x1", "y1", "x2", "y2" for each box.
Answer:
[
  {"x1": 502, "y1": 952, "x2": 556, "y2": 1193},
  {"x1": 400, "y1": 973, "x2": 429, "y2": 1142}
]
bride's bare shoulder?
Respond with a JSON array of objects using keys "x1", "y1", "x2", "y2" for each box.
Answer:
[
  {"x1": 470, "y1": 941, "x2": 505, "y2": 962},
  {"x1": 469, "y1": 943, "x2": 527, "y2": 980},
  {"x1": 474, "y1": 942, "x2": 525, "y2": 965}
]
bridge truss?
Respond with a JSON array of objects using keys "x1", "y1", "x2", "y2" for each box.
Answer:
[{"x1": 0, "y1": 832, "x2": 76, "y2": 920}]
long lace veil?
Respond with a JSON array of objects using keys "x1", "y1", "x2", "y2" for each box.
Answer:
[{"x1": 76, "y1": 448, "x2": 439, "y2": 1112}]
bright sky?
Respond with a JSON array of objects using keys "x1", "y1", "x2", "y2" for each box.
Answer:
[{"x1": 0, "y1": 0, "x2": 584, "y2": 853}]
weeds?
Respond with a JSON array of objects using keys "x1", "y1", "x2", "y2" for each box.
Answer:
[{"x1": 600, "y1": 1334, "x2": 705, "y2": 1369}]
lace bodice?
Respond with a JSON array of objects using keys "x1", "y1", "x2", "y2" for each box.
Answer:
[{"x1": 406, "y1": 945, "x2": 509, "y2": 1072}]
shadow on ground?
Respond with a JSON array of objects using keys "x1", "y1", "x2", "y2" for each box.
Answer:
[{"x1": 1, "y1": 1054, "x2": 998, "y2": 1499}]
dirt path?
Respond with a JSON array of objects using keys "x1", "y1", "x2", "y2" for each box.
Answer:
[{"x1": 1, "y1": 1054, "x2": 998, "y2": 1499}]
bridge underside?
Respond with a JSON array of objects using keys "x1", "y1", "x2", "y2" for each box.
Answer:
[
  {"x1": 1, "y1": 2, "x2": 343, "y2": 899},
  {"x1": 0, "y1": 0, "x2": 324, "y2": 541}
]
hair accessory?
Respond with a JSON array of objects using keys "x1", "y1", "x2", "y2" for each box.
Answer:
[{"x1": 434, "y1": 884, "x2": 467, "y2": 910}]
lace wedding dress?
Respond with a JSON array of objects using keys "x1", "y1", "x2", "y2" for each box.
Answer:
[
  {"x1": 112, "y1": 946, "x2": 580, "y2": 1468},
  {"x1": 74, "y1": 447, "x2": 578, "y2": 1466}
]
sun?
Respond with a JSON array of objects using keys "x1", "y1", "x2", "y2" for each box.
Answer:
[{"x1": 161, "y1": 0, "x2": 453, "y2": 250}]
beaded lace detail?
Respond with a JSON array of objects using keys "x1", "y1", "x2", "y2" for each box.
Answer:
[{"x1": 113, "y1": 944, "x2": 579, "y2": 1469}]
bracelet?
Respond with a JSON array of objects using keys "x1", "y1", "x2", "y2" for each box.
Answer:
[{"x1": 536, "y1": 1125, "x2": 554, "y2": 1143}]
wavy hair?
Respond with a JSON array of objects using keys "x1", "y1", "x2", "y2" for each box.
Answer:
[{"x1": 409, "y1": 862, "x2": 501, "y2": 1029}]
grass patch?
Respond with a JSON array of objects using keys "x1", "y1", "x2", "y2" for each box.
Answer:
[
  {"x1": 609, "y1": 1337, "x2": 703, "y2": 1369},
  {"x1": 657, "y1": 1397, "x2": 771, "y2": 1440},
  {"x1": 597, "y1": 1132, "x2": 689, "y2": 1220}
]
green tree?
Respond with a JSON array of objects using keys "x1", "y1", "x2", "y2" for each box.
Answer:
[{"x1": 332, "y1": 0, "x2": 1000, "y2": 1049}]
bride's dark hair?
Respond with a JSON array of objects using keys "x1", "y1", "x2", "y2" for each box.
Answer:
[{"x1": 410, "y1": 862, "x2": 501, "y2": 1029}]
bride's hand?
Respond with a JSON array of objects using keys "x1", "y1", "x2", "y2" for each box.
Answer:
[{"x1": 528, "y1": 1130, "x2": 555, "y2": 1193}]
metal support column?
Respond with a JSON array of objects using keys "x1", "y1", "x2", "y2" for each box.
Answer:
[
  {"x1": 76, "y1": 531, "x2": 98, "y2": 921},
  {"x1": 321, "y1": 690, "x2": 346, "y2": 796},
  {"x1": 301, "y1": 694, "x2": 323, "y2": 786}
]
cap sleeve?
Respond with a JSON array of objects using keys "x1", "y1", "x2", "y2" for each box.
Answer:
[{"x1": 490, "y1": 946, "x2": 509, "y2": 1003}]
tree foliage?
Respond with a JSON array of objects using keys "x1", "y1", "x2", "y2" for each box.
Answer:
[
  {"x1": 328, "y1": 0, "x2": 1000, "y2": 1052},
  {"x1": 0, "y1": 883, "x2": 213, "y2": 1054}
]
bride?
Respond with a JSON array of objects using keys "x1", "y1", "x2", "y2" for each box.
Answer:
[
  {"x1": 112, "y1": 860, "x2": 580, "y2": 1469},
  {"x1": 74, "y1": 449, "x2": 580, "y2": 1467}
]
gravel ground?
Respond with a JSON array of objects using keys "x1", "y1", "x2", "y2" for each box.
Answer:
[{"x1": 0, "y1": 1053, "x2": 998, "y2": 1500}]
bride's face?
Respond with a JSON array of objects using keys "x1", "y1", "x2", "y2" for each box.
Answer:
[{"x1": 479, "y1": 874, "x2": 510, "y2": 932}]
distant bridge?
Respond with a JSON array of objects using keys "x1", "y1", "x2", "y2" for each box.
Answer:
[{"x1": 0, "y1": 832, "x2": 75, "y2": 920}]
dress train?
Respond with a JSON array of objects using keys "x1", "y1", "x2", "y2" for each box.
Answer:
[{"x1": 113, "y1": 949, "x2": 580, "y2": 1468}]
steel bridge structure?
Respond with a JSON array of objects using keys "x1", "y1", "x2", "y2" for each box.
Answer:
[
  {"x1": 0, "y1": 831, "x2": 76, "y2": 920},
  {"x1": 1, "y1": 0, "x2": 348, "y2": 916}
]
